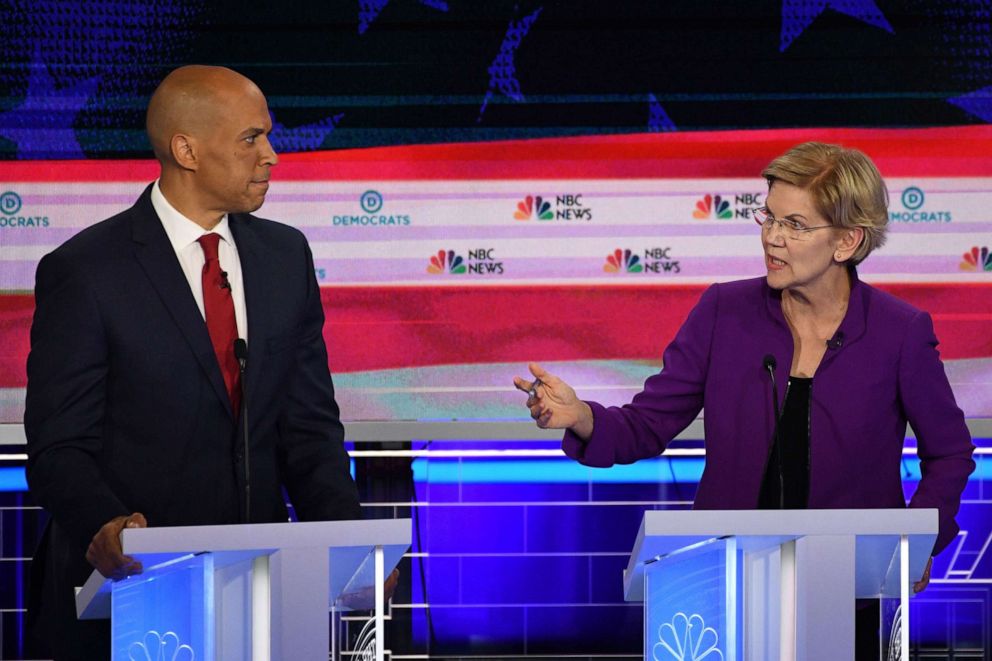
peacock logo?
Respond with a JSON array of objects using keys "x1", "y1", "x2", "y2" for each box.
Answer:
[
  {"x1": 604, "y1": 248, "x2": 643, "y2": 273},
  {"x1": 652, "y1": 613, "x2": 724, "y2": 661},
  {"x1": 959, "y1": 246, "x2": 992, "y2": 272},
  {"x1": 427, "y1": 249, "x2": 467, "y2": 274},
  {"x1": 693, "y1": 194, "x2": 732, "y2": 220},
  {"x1": 127, "y1": 630, "x2": 195, "y2": 661},
  {"x1": 514, "y1": 195, "x2": 554, "y2": 220}
]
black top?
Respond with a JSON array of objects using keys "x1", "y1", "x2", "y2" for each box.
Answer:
[{"x1": 758, "y1": 376, "x2": 812, "y2": 509}]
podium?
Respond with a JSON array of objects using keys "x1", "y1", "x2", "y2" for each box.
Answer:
[
  {"x1": 74, "y1": 519, "x2": 411, "y2": 661},
  {"x1": 623, "y1": 509, "x2": 937, "y2": 661}
]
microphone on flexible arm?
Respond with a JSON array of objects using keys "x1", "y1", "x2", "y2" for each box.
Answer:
[
  {"x1": 763, "y1": 354, "x2": 785, "y2": 509},
  {"x1": 234, "y1": 338, "x2": 250, "y2": 522}
]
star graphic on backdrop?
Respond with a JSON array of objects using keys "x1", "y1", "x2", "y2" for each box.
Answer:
[
  {"x1": 948, "y1": 86, "x2": 992, "y2": 123},
  {"x1": 477, "y1": 6, "x2": 543, "y2": 122},
  {"x1": 358, "y1": 0, "x2": 449, "y2": 35},
  {"x1": 269, "y1": 112, "x2": 345, "y2": 152},
  {"x1": 647, "y1": 93, "x2": 677, "y2": 132},
  {"x1": 0, "y1": 47, "x2": 99, "y2": 158},
  {"x1": 780, "y1": 0, "x2": 893, "y2": 52}
]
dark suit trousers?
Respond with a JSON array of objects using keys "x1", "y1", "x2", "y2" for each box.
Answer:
[{"x1": 27, "y1": 521, "x2": 110, "y2": 661}]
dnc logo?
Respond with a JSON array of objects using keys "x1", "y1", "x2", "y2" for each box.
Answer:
[
  {"x1": 360, "y1": 190, "x2": 383, "y2": 213},
  {"x1": 0, "y1": 191, "x2": 22, "y2": 215},
  {"x1": 693, "y1": 194, "x2": 732, "y2": 220},
  {"x1": 0, "y1": 190, "x2": 50, "y2": 228}
]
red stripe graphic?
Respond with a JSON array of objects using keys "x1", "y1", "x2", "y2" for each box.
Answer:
[
  {"x1": 2, "y1": 283, "x2": 989, "y2": 385},
  {"x1": 2, "y1": 125, "x2": 992, "y2": 182}
]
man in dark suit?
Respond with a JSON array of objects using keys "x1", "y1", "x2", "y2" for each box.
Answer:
[{"x1": 24, "y1": 65, "x2": 362, "y2": 659}]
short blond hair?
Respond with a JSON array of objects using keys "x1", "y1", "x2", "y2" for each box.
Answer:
[{"x1": 761, "y1": 142, "x2": 888, "y2": 265}]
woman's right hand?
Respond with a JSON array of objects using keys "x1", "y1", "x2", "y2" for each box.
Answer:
[{"x1": 513, "y1": 363, "x2": 594, "y2": 439}]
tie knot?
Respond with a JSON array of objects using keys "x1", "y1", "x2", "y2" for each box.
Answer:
[{"x1": 197, "y1": 233, "x2": 222, "y2": 261}]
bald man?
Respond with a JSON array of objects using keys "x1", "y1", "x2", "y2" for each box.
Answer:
[{"x1": 24, "y1": 66, "x2": 361, "y2": 659}]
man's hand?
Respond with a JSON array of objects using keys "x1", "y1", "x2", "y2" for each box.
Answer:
[
  {"x1": 913, "y1": 556, "x2": 933, "y2": 593},
  {"x1": 86, "y1": 512, "x2": 147, "y2": 580},
  {"x1": 513, "y1": 363, "x2": 594, "y2": 438}
]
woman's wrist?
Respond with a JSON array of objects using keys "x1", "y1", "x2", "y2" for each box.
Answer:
[{"x1": 570, "y1": 401, "x2": 594, "y2": 441}]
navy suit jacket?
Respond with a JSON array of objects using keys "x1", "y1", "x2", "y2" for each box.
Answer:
[{"x1": 24, "y1": 185, "x2": 360, "y2": 656}]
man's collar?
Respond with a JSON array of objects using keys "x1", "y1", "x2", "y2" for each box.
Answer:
[{"x1": 150, "y1": 179, "x2": 234, "y2": 251}]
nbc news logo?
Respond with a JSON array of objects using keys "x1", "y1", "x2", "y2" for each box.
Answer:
[
  {"x1": 604, "y1": 248, "x2": 680, "y2": 275},
  {"x1": 692, "y1": 193, "x2": 763, "y2": 220},
  {"x1": 427, "y1": 249, "x2": 504, "y2": 275},
  {"x1": 514, "y1": 194, "x2": 592, "y2": 221}
]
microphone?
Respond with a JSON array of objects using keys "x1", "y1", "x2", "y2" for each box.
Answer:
[
  {"x1": 763, "y1": 354, "x2": 785, "y2": 509},
  {"x1": 233, "y1": 339, "x2": 250, "y2": 522},
  {"x1": 826, "y1": 332, "x2": 844, "y2": 350},
  {"x1": 220, "y1": 270, "x2": 231, "y2": 291},
  {"x1": 234, "y1": 338, "x2": 248, "y2": 371}
]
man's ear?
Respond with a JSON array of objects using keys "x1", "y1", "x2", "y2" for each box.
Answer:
[{"x1": 171, "y1": 134, "x2": 198, "y2": 172}]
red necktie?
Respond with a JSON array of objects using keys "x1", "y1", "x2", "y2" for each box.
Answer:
[{"x1": 198, "y1": 233, "x2": 241, "y2": 414}]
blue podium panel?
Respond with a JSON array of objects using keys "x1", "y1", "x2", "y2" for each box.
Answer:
[
  {"x1": 644, "y1": 537, "x2": 742, "y2": 661},
  {"x1": 880, "y1": 596, "x2": 902, "y2": 660},
  {"x1": 111, "y1": 554, "x2": 214, "y2": 661}
]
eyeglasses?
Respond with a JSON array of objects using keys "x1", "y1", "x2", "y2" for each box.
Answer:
[{"x1": 753, "y1": 207, "x2": 833, "y2": 241}]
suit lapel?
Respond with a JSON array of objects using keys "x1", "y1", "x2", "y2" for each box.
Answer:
[
  {"x1": 129, "y1": 187, "x2": 234, "y2": 418},
  {"x1": 229, "y1": 214, "x2": 266, "y2": 412}
]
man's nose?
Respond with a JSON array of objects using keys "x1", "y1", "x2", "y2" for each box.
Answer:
[{"x1": 260, "y1": 135, "x2": 278, "y2": 166}]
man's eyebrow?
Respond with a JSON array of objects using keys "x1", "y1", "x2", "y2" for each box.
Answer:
[{"x1": 239, "y1": 127, "x2": 266, "y2": 138}]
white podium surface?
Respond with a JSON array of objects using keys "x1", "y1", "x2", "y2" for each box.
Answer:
[
  {"x1": 75, "y1": 519, "x2": 411, "y2": 661},
  {"x1": 624, "y1": 509, "x2": 938, "y2": 661}
]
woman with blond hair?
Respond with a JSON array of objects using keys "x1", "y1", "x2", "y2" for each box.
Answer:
[{"x1": 515, "y1": 142, "x2": 974, "y2": 657}]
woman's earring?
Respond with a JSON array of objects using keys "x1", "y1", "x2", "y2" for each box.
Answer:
[{"x1": 835, "y1": 252, "x2": 843, "y2": 261}]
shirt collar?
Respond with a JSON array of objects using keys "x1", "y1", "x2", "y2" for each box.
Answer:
[{"x1": 150, "y1": 180, "x2": 234, "y2": 252}]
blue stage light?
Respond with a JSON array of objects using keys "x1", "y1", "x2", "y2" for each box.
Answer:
[{"x1": 0, "y1": 468, "x2": 28, "y2": 492}]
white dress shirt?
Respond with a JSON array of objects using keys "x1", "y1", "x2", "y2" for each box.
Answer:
[{"x1": 150, "y1": 180, "x2": 248, "y2": 342}]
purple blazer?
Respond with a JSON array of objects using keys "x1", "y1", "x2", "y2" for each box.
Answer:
[{"x1": 564, "y1": 274, "x2": 974, "y2": 554}]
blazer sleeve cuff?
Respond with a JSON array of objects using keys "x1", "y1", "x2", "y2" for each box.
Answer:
[{"x1": 562, "y1": 401, "x2": 617, "y2": 468}]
